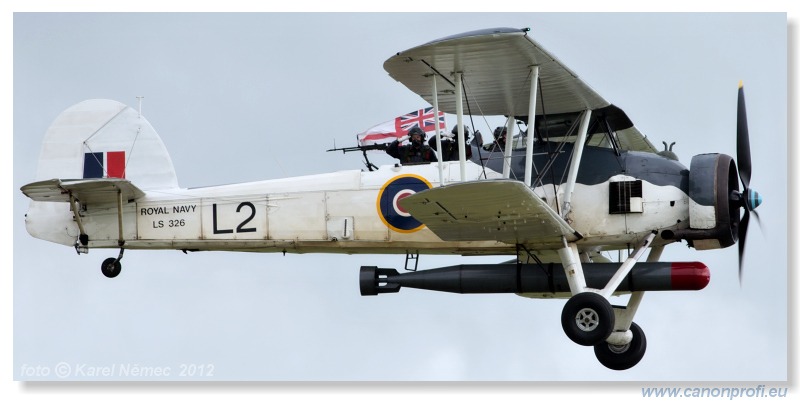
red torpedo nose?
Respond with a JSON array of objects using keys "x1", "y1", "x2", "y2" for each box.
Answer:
[{"x1": 670, "y1": 262, "x2": 710, "y2": 290}]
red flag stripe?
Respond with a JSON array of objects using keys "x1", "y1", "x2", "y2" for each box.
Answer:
[{"x1": 106, "y1": 151, "x2": 126, "y2": 178}]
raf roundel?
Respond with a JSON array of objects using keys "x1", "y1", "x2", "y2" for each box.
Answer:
[{"x1": 376, "y1": 175, "x2": 432, "y2": 233}]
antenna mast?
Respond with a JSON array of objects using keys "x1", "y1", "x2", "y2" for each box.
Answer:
[{"x1": 136, "y1": 96, "x2": 144, "y2": 117}]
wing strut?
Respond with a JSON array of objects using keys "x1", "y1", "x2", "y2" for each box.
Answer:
[
  {"x1": 561, "y1": 109, "x2": 592, "y2": 218},
  {"x1": 502, "y1": 116, "x2": 515, "y2": 178},
  {"x1": 523, "y1": 65, "x2": 540, "y2": 186},
  {"x1": 455, "y1": 72, "x2": 466, "y2": 181},
  {"x1": 431, "y1": 74, "x2": 445, "y2": 186}
]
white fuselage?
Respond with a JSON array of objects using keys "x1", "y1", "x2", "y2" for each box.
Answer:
[{"x1": 25, "y1": 160, "x2": 689, "y2": 256}]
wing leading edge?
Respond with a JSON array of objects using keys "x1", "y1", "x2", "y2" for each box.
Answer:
[{"x1": 398, "y1": 179, "x2": 582, "y2": 246}]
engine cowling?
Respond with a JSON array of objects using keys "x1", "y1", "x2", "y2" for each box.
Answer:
[{"x1": 661, "y1": 153, "x2": 739, "y2": 250}]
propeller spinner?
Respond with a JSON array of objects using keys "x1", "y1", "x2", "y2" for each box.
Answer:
[{"x1": 732, "y1": 81, "x2": 763, "y2": 281}]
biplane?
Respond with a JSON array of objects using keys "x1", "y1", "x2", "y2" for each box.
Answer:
[{"x1": 21, "y1": 27, "x2": 762, "y2": 370}]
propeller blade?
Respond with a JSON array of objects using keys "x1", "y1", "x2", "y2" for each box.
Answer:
[
  {"x1": 750, "y1": 209, "x2": 764, "y2": 234},
  {"x1": 738, "y1": 209, "x2": 750, "y2": 284},
  {"x1": 737, "y1": 81, "x2": 752, "y2": 189}
]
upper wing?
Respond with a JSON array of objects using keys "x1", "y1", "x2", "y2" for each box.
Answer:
[
  {"x1": 21, "y1": 178, "x2": 146, "y2": 204},
  {"x1": 384, "y1": 27, "x2": 657, "y2": 154},
  {"x1": 384, "y1": 27, "x2": 608, "y2": 117},
  {"x1": 398, "y1": 179, "x2": 582, "y2": 246}
]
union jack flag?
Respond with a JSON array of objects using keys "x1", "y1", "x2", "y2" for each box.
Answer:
[
  {"x1": 357, "y1": 107, "x2": 446, "y2": 146},
  {"x1": 396, "y1": 107, "x2": 445, "y2": 135}
]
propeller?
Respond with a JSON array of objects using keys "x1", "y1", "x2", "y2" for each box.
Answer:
[{"x1": 733, "y1": 81, "x2": 763, "y2": 282}]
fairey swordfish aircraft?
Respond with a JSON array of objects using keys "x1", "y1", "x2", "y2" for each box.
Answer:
[{"x1": 21, "y1": 27, "x2": 762, "y2": 371}]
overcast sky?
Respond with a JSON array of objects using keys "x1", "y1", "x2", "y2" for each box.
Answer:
[{"x1": 7, "y1": 9, "x2": 793, "y2": 399}]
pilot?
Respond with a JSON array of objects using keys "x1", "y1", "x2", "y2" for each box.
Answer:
[
  {"x1": 386, "y1": 126, "x2": 438, "y2": 164},
  {"x1": 429, "y1": 125, "x2": 472, "y2": 161},
  {"x1": 483, "y1": 126, "x2": 507, "y2": 152}
]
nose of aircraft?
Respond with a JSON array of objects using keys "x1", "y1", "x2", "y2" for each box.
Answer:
[{"x1": 747, "y1": 189, "x2": 762, "y2": 211}]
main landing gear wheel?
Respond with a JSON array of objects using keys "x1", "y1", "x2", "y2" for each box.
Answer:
[
  {"x1": 594, "y1": 322, "x2": 647, "y2": 370},
  {"x1": 561, "y1": 292, "x2": 615, "y2": 346},
  {"x1": 101, "y1": 258, "x2": 122, "y2": 278}
]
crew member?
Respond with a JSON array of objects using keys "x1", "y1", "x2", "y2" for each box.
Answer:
[
  {"x1": 386, "y1": 126, "x2": 438, "y2": 164},
  {"x1": 430, "y1": 125, "x2": 472, "y2": 161},
  {"x1": 484, "y1": 126, "x2": 507, "y2": 152}
]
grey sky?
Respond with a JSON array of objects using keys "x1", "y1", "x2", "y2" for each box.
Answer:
[{"x1": 10, "y1": 10, "x2": 790, "y2": 392}]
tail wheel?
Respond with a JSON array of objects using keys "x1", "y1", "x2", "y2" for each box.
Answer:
[
  {"x1": 561, "y1": 292, "x2": 615, "y2": 346},
  {"x1": 101, "y1": 258, "x2": 122, "y2": 278},
  {"x1": 594, "y1": 322, "x2": 647, "y2": 370}
]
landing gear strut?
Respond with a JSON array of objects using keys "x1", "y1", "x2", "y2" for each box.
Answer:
[{"x1": 557, "y1": 234, "x2": 658, "y2": 369}]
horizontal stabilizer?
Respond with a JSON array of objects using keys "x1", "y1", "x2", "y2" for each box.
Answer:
[
  {"x1": 21, "y1": 178, "x2": 145, "y2": 204},
  {"x1": 398, "y1": 179, "x2": 581, "y2": 245}
]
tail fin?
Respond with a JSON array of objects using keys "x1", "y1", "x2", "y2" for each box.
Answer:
[
  {"x1": 34, "y1": 99, "x2": 178, "y2": 190},
  {"x1": 24, "y1": 99, "x2": 178, "y2": 246}
]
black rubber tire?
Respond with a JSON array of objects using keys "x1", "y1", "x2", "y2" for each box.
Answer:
[
  {"x1": 101, "y1": 257, "x2": 122, "y2": 278},
  {"x1": 561, "y1": 292, "x2": 615, "y2": 346},
  {"x1": 594, "y1": 322, "x2": 647, "y2": 371}
]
